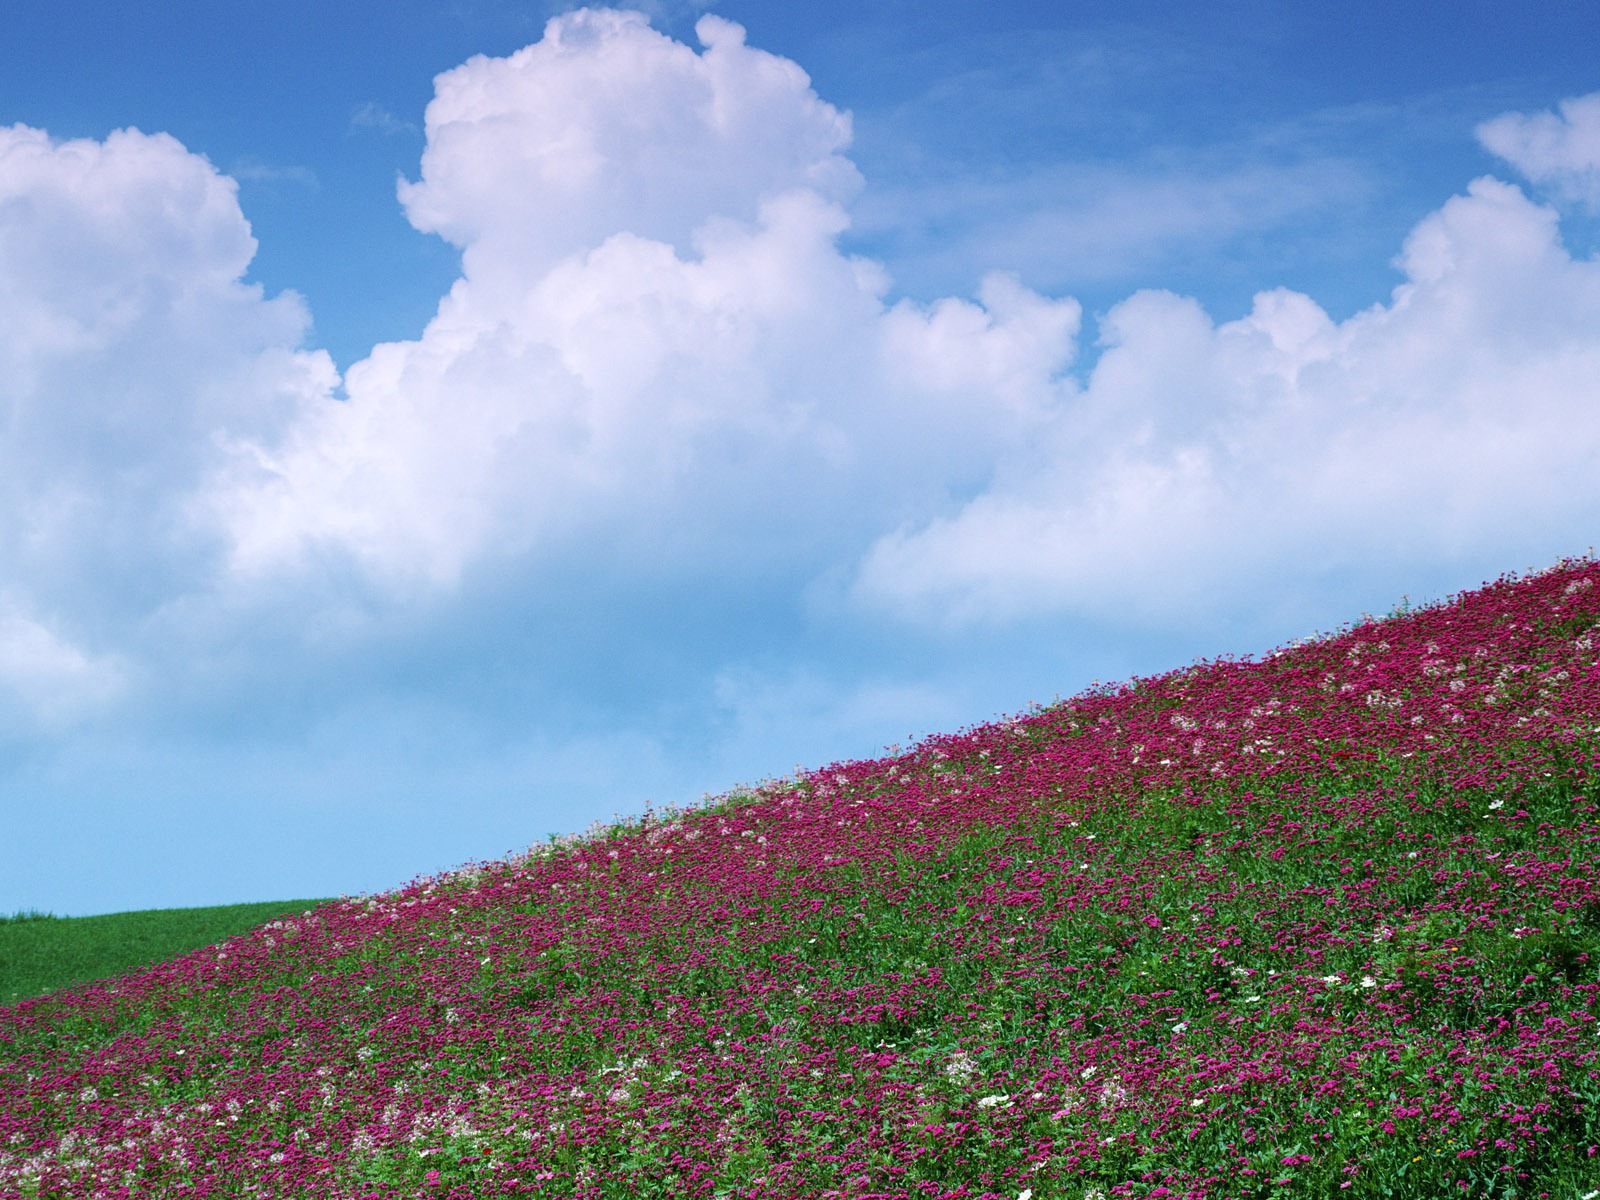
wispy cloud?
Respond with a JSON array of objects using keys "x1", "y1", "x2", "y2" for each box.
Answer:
[
  {"x1": 1478, "y1": 91, "x2": 1600, "y2": 211},
  {"x1": 228, "y1": 157, "x2": 319, "y2": 188},
  {"x1": 349, "y1": 101, "x2": 419, "y2": 137},
  {"x1": 848, "y1": 152, "x2": 1371, "y2": 296}
]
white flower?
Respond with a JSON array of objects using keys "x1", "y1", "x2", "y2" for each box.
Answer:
[
  {"x1": 977, "y1": 1093, "x2": 1011, "y2": 1109},
  {"x1": 1079, "y1": 1065, "x2": 1098, "y2": 1080},
  {"x1": 1190, "y1": 1097, "x2": 1206, "y2": 1107},
  {"x1": 1360, "y1": 975, "x2": 1376, "y2": 988},
  {"x1": 1171, "y1": 1021, "x2": 1188, "y2": 1035},
  {"x1": 1487, "y1": 799, "x2": 1504, "y2": 811},
  {"x1": 1019, "y1": 1191, "x2": 1032, "y2": 1200},
  {"x1": 944, "y1": 1052, "x2": 978, "y2": 1084},
  {"x1": 1319, "y1": 975, "x2": 1341, "y2": 985}
]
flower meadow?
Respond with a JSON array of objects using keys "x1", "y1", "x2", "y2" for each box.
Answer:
[{"x1": 4, "y1": 561, "x2": 1600, "y2": 1200}]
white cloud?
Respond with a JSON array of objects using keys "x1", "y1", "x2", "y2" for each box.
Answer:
[
  {"x1": 850, "y1": 154, "x2": 1370, "y2": 292},
  {"x1": 349, "y1": 102, "x2": 418, "y2": 137},
  {"x1": 229, "y1": 158, "x2": 319, "y2": 189},
  {"x1": 397, "y1": 9, "x2": 861, "y2": 283},
  {"x1": 1477, "y1": 92, "x2": 1600, "y2": 210},
  {"x1": 6, "y1": 13, "x2": 1600, "y2": 756},
  {"x1": 850, "y1": 171, "x2": 1600, "y2": 627},
  {"x1": 0, "y1": 123, "x2": 337, "y2": 725},
  {"x1": 212, "y1": 9, "x2": 1078, "y2": 594},
  {"x1": 0, "y1": 600, "x2": 127, "y2": 731}
]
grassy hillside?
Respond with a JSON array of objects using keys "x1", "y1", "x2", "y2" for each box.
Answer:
[
  {"x1": 3, "y1": 558, "x2": 1599, "y2": 1199},
  {"x1": 0, "y1": 901, "x2": 337, "y2": 1008}
]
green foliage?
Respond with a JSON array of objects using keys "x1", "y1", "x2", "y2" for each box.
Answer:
[
  {"x1": 0, "y1": 898, "x2": 335, "y2": 1005},
  {"x1": 8, "y1": 561, "x2": 1600, "y2": 1198}
]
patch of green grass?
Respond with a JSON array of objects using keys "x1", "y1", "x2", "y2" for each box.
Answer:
[{"x1": 0, "y1": 899, "x2": 335, "y2": 1005}]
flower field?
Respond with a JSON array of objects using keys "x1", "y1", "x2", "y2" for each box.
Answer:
[{"x1": 3, "y1": 558, "x2": 1599, "y2": 1199}]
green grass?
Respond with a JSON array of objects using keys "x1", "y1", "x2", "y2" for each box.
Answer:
[
  {"x1": 5, "y1": 559, "x2": 1600, "y2": 1198},
  {"x1": 0, "y1": 899, "x2": 336, "y2": 1005}
]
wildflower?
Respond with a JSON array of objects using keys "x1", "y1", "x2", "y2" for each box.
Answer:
[
  {"x1": 1080, "y1": 1065, "x2": 1098, "y2": 1080},
  {"x1": 1320, "y1": 975, "x2": 1341, "y2": 985},
  {"x1": 1360, "y1": 976, "x2": 1376, "y2": 988},
  {"x1": 1190, "y1": 1097, "x2": 1206, "y2": 1107},
  {"x1": 977, "y1": 1093, "x2": 1011, "y2": 1108},
  {"x1": 945, "y1": 1052, "x2": 978, "y2": 1084},
  {"x1": 1488, "y1": 799, "x2": 1504, "y2": 811}
]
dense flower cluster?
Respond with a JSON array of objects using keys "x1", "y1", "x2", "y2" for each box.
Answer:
[{"x1": 2, "y1": 558, "x2": 1598, "y2": 1198}]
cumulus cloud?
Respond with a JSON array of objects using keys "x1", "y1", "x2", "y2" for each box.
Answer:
[
  {"x1": 850, "y1": 173, "x2": 1600, "y2": 627},
  {"x1": 0, "y1": 124, "x2": 337, "y2": 726},
  {"x1": 1477, "y1": 91, "x2": 1600, "y2": 210},
  {"x1": 7, "y1": 10, "x2": 1600, "y2": 748},
  {"x1": 212, "y1": 9, "x2": 1078, "y2": 594},
  {"x1": 397, "y1": 9, "x2": 862, "y2": 283}
]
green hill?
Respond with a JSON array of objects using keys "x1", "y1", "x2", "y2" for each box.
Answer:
[{"x1": 3, "y1": 558, "x2": 1598, "y2": 1198}]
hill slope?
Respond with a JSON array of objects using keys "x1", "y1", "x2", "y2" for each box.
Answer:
[
  {"x1": 0, "y1": 901, "x2": 340, "y2": 1007},
  {"x1": 3, "y1": 559, "x2": 1599, "y2": 1199}
]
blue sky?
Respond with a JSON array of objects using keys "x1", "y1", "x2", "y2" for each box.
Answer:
[{"x1": 2, "y1": 1, "x2": 1598, "y2": 917}]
